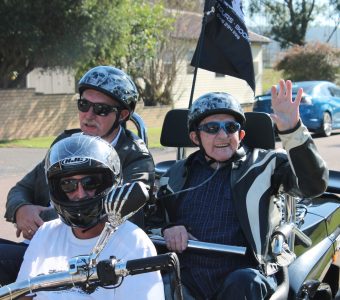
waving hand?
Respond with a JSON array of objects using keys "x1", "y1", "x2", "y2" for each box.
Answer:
[{"x1": 270, "y1": 79, "x2": 303, "y2": 132}]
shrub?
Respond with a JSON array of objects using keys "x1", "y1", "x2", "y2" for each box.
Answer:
[{"x1": 274, "y1": 42, "x2": 340, "y2": 83}]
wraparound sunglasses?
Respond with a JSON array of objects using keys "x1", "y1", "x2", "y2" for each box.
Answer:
[
  {"x1": 197, "y1": 121, "x2": 241, "y2": 135},
  {"x1": 60, "y1": 175, "x2": 103, "y2": 193},
  {"x1": 77, "y1": 98, "x2": 121, "y2": 116}
]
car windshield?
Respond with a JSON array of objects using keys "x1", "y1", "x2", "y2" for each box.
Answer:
[
  {"x1": 264, "y1": 81, "x2": 324, "y2": 96},
  {"x1": 291, "y1": 82, "x2": 315, "y2": 94}
]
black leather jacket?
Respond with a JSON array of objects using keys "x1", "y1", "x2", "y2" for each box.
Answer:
[
  {"x1": 157, "y1": 123, "x2": 328, "y2": 274},
  {"x1": 5, "y1": 127, "x2": 155, "y2": 227}
]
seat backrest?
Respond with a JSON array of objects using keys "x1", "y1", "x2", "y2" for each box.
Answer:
[
  {"x1": 159, "y1": 109, "x2": 275, "y2": 150},
  {"x1": 128, "y1": 112, "x2": 148, "y2": 147},
  {"x1": 243, "y1": 112, "x2": 275, "y2": 150},
  {"x1": 160, "y1": 109, "x2": 195, "y2": 148}
]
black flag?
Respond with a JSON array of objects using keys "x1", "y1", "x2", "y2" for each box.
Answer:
[{"x1": 191, "y1": 0, "x2": 255, "y2": 93}]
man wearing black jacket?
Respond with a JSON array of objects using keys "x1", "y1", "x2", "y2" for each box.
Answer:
[{"x1": 156, "y1": 80, "x2": 328, "y2": 300}]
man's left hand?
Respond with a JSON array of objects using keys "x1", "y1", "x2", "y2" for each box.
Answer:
[{"x1": 271, "y1": 79, "x2": 302, "y2": 131}]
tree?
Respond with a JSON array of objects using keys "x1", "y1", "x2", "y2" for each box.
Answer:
[
  {"x1": 123, "y1": 3, "x2": 181, "y2": 106},
  {"x1": 247, "y1": 0, "x2": 338, "y2": 48},
  {"x1": 155, "y1": 0, "x2": 203, "y2": 12},
  {"x1": 0, "y1": 0, "x2": 188, "y2": 106},
  {"x1": 76, "y1": 0, "x2": 176, "y2": 106},
  {"x1": 131, "y1": 23, "x2": 191, "y2": 106},
  {"x1": 0, "y1": 0, "x2": 122, "y2": 88},
  {"x1": 274, "y1": 42, "x2": 340, "y2": 82}
]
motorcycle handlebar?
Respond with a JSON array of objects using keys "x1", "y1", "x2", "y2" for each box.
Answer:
[
  {"x1": 96, "y1": 253, "x2": 179, "y2": 286},
  {"x1": 0, "y1": 253, "x2": 178, "y2": 300},
  {"x1": 149, "y1": 234, "x2": 247, "y2": 255}
]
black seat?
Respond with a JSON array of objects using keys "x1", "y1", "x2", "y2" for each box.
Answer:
[
  {"x1": 155, "y1": 110, "x2": 275, "y2": 178},
  {"x1": 242, "y1": 111, "x2": 275, "y2": 150},
  {"x1": 155, "y1": 109, "x2": 197, "y2": 178}
]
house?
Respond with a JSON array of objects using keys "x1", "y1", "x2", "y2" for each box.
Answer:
[
  {"x1": 26, "y1": 68, "x2": 75, "y2": 94},
  {"x1": 169, "y1": 10, "x2": 270, "y2": 108}
]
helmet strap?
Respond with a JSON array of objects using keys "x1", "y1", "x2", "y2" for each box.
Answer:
[
  {"x1": 194, "y1": 129, "x2": 218, "y2": 164},
  {"x1": 101, "y1": 111, "x2": 122, "y2": 139}
]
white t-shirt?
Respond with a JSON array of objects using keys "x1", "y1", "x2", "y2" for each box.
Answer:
[{"x1": 17, "y1": 219, "x2": 164, "y2": 300}]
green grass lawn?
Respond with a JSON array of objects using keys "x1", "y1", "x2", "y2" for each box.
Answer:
[
  {"x1": 0, "y1": 136, "x2": 56, "y2": 148},
  {"x1": 262, "y1": 68, "x2": 283, "y2": 93},
  {"x1": 0, "y1": 127, "x2": 163, "y2": 149}
]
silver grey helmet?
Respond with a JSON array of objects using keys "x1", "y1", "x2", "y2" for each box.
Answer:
[
  {"x1": 45, "y1": 133, "x2": 121, "y2": 228},
  {"x1": 188, "y1": 92, "x2": 246, "y2": 132},
  {"x1": 78, "y1": 66, "x2": 138, "y2": 114}
]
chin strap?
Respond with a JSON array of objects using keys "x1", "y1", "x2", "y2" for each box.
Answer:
[
  {"x1": 101, "y1": 111, "x2": 124, "y2": 139},
  {"x1": 194, "y1": 129, "x2": 218, "y2": 164}
]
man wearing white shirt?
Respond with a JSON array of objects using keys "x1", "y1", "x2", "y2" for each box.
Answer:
[{"x1": 17, "y1": 134, "x2": 163, "y2": 300}]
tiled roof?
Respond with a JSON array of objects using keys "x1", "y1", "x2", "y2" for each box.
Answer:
[{"x1": 170, "y1": 10, "x2": 270, "y2": 44}]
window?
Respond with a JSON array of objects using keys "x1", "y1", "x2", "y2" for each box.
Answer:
[{"x1": 329, "y1": 87, "x2": 340, "y2": 97}]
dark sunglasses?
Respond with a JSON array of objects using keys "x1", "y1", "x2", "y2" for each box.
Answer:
[
  {"x1": 60, "y1": 175, "x2": 103, "y2": 193},
  {"x1": 77, "y1": 98, "x2": 120, "y2": 116},
  {"x1": 198, "y1": 121, "x2": 241, "y2": 135}
]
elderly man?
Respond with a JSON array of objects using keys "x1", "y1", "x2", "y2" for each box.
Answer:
[{"x1": 156, "y1": 80, "x2": 328, "y2": 300}]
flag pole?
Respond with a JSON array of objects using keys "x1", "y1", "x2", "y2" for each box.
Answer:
[{"x1": 188, "y1": 6, "x2": 215, "y2": 109}]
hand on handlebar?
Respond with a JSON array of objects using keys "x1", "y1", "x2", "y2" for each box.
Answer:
[
  {"x1": 163, "y1": 225, "x2": 197, "y2": 253},
  {"x1": 15, "y1": 205, "x2": 47, "y2": 239}
]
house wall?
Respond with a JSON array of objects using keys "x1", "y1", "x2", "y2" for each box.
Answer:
[
  {"x1": 172, "y1": 42, "x2": 265, "y2": 109},
  {"x1": 0, "y1": 89, "x2": 170, "y2": 140},
  {"x1": 251, "y1": 43, "x2": 264, "y2": 95},
  {"x1": 0, "y1": 89, "x2": 253, "y2": 141},
  {"x1": 0, "y1": 89, "x2": 79, "y2": 140},
  {"x1": 26, "y1": 68, "x2": 75, "y2": 94}
]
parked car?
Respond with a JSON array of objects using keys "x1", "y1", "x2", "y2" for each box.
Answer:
[{"x1": 253, "y1": 81, "x2": 340, "y2": 137}]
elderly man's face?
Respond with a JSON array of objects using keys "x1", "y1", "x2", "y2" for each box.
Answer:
[
  {"x1": 190, "y1": 114, "x2": 245, "y2": 162},
  {"x1": 59, "y1": 174, "x2": 103, "y2": 201},
  {"x1": 78, "y1": 89, "x2": 129, "y2": 142}
]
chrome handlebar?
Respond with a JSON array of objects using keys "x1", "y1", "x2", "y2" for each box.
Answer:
[
  {"x1": 149, "y1": 235, "x2": 247, "y2": 255},
  {"x1": 0, "y1": 253, "x2": 178, "y2": 300}
]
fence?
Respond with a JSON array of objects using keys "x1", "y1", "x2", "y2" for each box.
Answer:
[{"x1": 0, "y1": 89, "x2": 252, "y2": 140}]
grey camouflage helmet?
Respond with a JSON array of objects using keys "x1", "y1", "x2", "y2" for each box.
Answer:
[
  {"x1": 188, "y1": 92, "x2": 246, "y2": 132},
  {"x1": 78, "y1": 66, "x2": 138, "y2": 113}
]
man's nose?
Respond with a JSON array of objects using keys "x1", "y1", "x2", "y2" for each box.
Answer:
[
  {"x1": 84, "y1": 106, "x2": 96, "y2": 116},
  {"x1": 74, "y1": 183, "x2": 87, "y2": 199},
  {"x1": 216, "y1": 127, "x2": 228, "y2": 136}
]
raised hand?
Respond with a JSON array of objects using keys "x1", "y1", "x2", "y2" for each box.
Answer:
[{"x1": 271, "y1": 79, "x2": 302, "y2": 131}]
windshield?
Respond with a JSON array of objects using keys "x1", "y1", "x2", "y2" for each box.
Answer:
[{"x1": 264, "y1": 81, "x2": 322, "y2": 95}]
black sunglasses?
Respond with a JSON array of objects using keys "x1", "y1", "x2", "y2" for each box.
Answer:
[
  {"x1": 77, "y1": 98, "x2": 120, "y2": 116},
  {"x1": 197, "y1": 121, "x2": 241, "y2": 135},
  {"x1": 60, "y1": 175, "x2": 103, "y2": 194}
]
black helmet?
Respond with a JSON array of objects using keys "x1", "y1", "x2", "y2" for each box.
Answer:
[
  {"x1": 78, "y1": 66, "x2": 138, "y2": 114},
  {"x1": 188, "y1": 92, "x2": 246, "y2": 132},
  {"x1": 45, "y1": 133, "x2": 121, "y2": 228}
]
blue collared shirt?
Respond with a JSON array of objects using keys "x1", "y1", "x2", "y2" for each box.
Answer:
[{"x1": 175, "y1": 153, "x2": 255, "y2": 299}]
